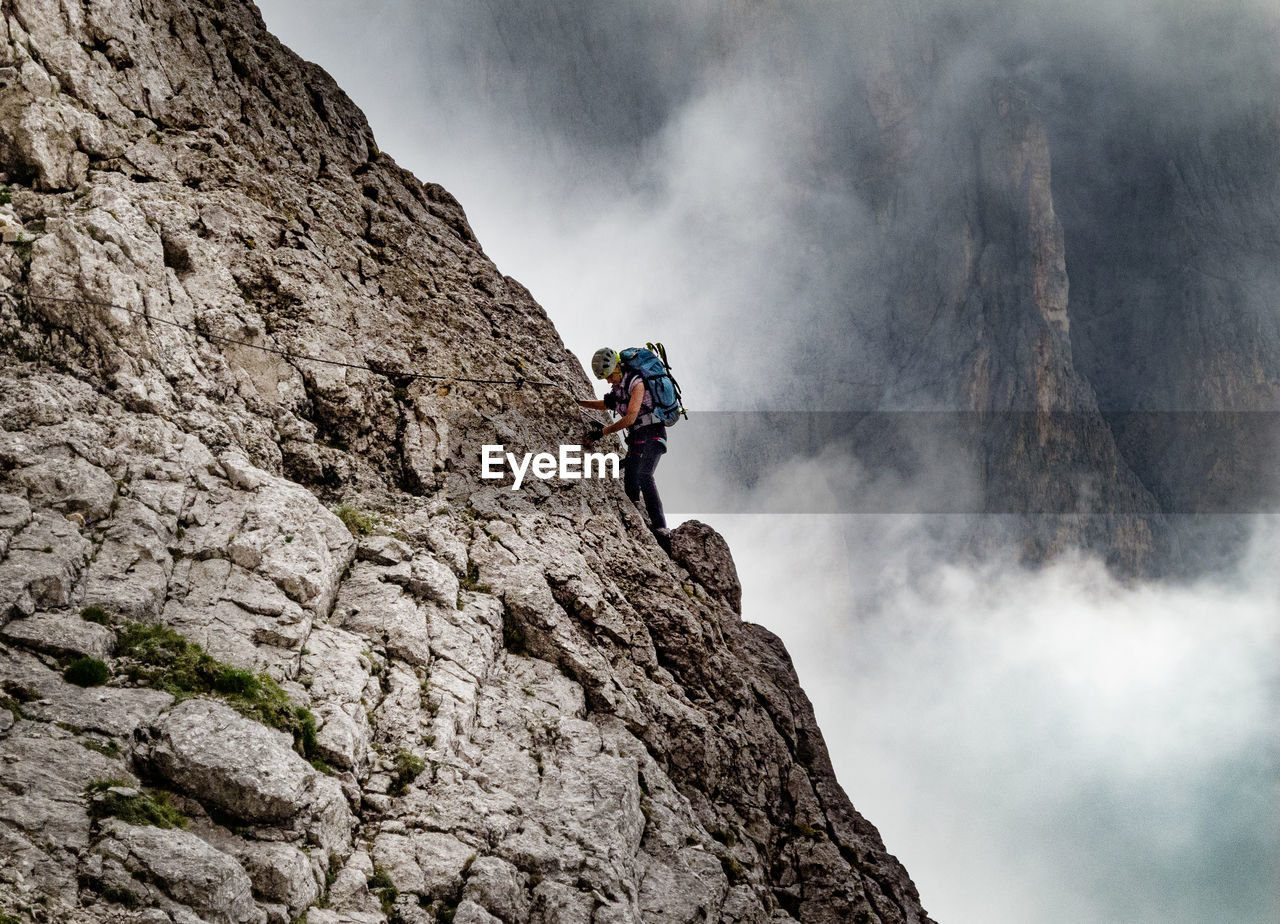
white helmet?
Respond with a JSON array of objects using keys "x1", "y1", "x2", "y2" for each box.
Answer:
[{"x1": 591, "y1": 347, "x2": 620, "y2": 379}]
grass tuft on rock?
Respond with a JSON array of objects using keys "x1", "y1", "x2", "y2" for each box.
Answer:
[
  {"x1": 88, "y1": 779, "x2": 187, "y2": 829},
  {"x1": 367, "y1": 865, "x2": 398, "y2": 916},
  {"x1": 333, "y1": 502, "x2": 376, "y2": 536},
  {"x1": 500, "y1": 610, "x2": 528, "y2": 657},
  {"x1": 80, "y1": 605, "x2": 112, "y2": 625},
  {"x1": 64, "y1": 656, "x2": 110, "y2": 687},
  {"x1": 720, "y1": 855, "x2": 747, "y2": 884},
  {"x1": 458, "y1": 560, "x2": 490, "y2": 593},
  {"x1": 82, "y1": 738, "x2": 122, "y2": 759},
  {"x1": 0, "y1": 696, "x2": 24, "y2": 720},
  {"x1": 389, "y1": 750, "x2": 426, "y2": 796},
  {"x1": 100, "y1": 886, "x2": 142, "y2": 908},
  {"x1": 430, "y1": 899, "x2": 459, "y2": 923},
  {"x1": 788, "y1": 820, "x2": 825, "y2": 841},
  {"x1": 114, "y1": 622, "x2": 323, "y2": 763}
]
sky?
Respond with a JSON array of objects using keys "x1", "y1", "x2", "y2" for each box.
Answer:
[{"x1": 253, "y1": 2, "x2": 1279, "y2": 921}]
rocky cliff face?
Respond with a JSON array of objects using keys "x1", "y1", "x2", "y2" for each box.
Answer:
[{"x1": 0, "y1": 2, "x2": 931, "y2": 923}]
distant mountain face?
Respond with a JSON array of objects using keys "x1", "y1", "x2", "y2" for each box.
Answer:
[
  {"x1": 851, "y1": 2, "x2": 1280, "y2": 568},
  {"x1": 0, "y1": 2, "x2": 933, "y2": 924}
]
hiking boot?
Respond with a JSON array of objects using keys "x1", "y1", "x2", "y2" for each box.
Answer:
[{"x1": 653, "y1": 527, "x2": 672, "y2": 554}]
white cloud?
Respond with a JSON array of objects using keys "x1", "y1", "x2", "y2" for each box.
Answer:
[{"x1": 717, "y1": 513, "x2": 1280, "y2": 924}]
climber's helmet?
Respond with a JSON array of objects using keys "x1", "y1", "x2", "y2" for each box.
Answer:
[{"x1": 591, "y1": 347, "x2": 620, "y2": 380}]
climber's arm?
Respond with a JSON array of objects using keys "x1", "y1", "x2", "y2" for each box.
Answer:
[{"x1": 602, "y1": 380, "x2": 644, "y2": 437}]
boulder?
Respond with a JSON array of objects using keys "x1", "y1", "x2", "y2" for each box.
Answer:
[
  {"x1": 461, "y1": 856, "x2": 530, "y2": 923},
  {"x1": 1, "y1": 643, "x2": 173, "y2": 736},
  {"x1": 670, "y1": 520, "x2": 743, "y2": 614},
  {"x1": 232, "y1": 840, "x2": 322, "y2": 913},
  {"x1": 135, "y1": 698, "x2": 353, "y2": 855},
  {"x1": 453, "y1": 900, "x2": 503, "y2": 924},
  {"x1": 0, "y1": 610, "x2": 116, "y2": 659},
  {"x1": 91, "y1": 819, "x2": 260, "y2": 924},
  {"x1": 0, "y1": 511, "x2": 92, "y2": 620},
  {"x1": 15, "y1": 456, "x2": 117, "y2": 521},
  {"x1": 0, "y1": 493, "x2": 32, "y2": 531},
  {"x1": 373, "y1": 830, "x2": 477, "y2": 899},
  {"x1": 332, "y1": 562, "x2": 432, "y2": 666},
  {"x1": 357, "y1": 534, "x2": 412, "y2": 565},
  {"x1": 386, "y1": 553, "x2": 461, "y2": 608}
]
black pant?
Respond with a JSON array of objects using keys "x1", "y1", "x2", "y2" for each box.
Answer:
[{"x1": 623, "y1": 437, "x2": 667, "y2": 530}]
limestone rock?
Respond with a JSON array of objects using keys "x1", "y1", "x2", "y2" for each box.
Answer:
[
  {"x1": 670, "y1": 519, "x2": 743, "y2": 614},
  {"x1": 0, "y1": 610, "x2": 115, "y2": 659},
  {"x1": 0, "y1": 721, "x2": 119, "y2": 864},
  {"x1": 90, "y1": 819, "x2": 260, "y2": 924},
  {"x1": 15, "y1": 455, "x2": 118, "y2": 521},
  {"x1": 388, "y1": 553, "x2": 461, "y2": 608},
  {"x1": 0, "y1": 510, "x2": 92, "y2": 620},
  {"x1": 135, "y1": 698, "x2": 354, "y2": 857},
  {"x1": 332, "y1": 560, "x2": 432, "y2": 667},
  {"x1": 357, "y1": 534, "x2": 412, "y2": 565},
  {"x1": 298, "y1": 623, "x2": 376, "y2": 773},
  {"x1": 373, "y1": 830, "x2": 477, "y2": 899},
  {"x1": 229, "y1": 839, "x2": 322, "y2": 914},
  {"x1": 0, "y1": 494, "x2": 32, "y2": 538},
  {"x1": 325, "y1": 847, "x2": 381, "y2": 916},
  {"x1": 454, "y1": 901, "x2": 503, "y2": 924},
  {"x1": 2, "y1": 643, "x2": 173, "y2": 736},
  {"x1": 461, "y1": 856, "x2": 530, "y2": 922}
]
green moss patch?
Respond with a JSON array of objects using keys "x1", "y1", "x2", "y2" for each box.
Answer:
[
  {"x1": 787, "y1": 820, "x2": 825, "y2": 840},
  {"x1": 115, "y1": 623, "x2": 322, "y2": 763},
  {"x1": 81, "y1": 738, "x2": 122, "y2": 759},
  {"x1": 88, "y1": 779, "x2": 187, "y2": 829},
  {"x1": 367, "y1": 866, "x2": 398, "y2": 915},
  {"x1": 720, "y1": 855, "x2": 747, "y2": 883},
  {"x1": 500, "y1": 608, "x2": 528, "y2": 657},
  {"x1": 100, "y1": 886, "x2": 142, "y2": 908}
]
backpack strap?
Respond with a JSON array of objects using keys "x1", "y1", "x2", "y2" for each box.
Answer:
[{"x1": 621, "y1": 370, "x2": 660, "y2": 428}]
